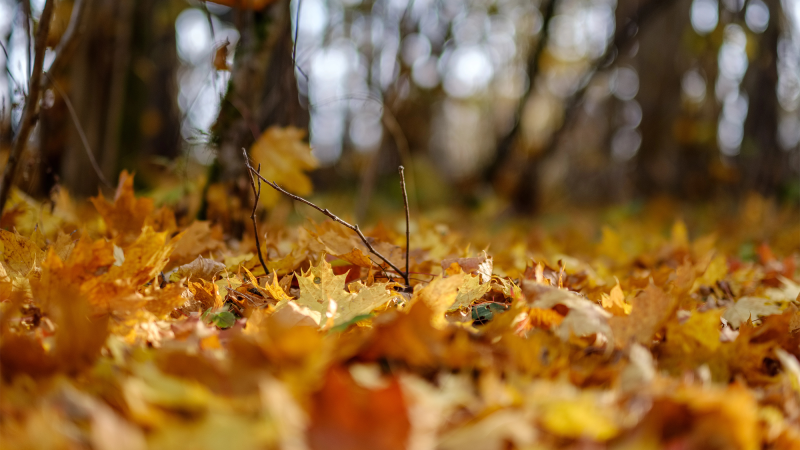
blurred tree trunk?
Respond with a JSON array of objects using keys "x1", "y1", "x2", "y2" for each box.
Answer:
[
  {"x1": 203, "y1": 0, "x2": 307, "y2": 230},
  {"x1": 117, "y1": 0, "x2": 182, "y2": 185},
  {"x1": 212, "y1": 0, "x2": 307, "y2": 182},
  {"x1": 39, "y1": 0, "x2": 181, "y2": 197},
  {"x1": 633, "y1": 0, "x2": 691, "y2": 197},
  {"x1": 740, "y1": 0, "x2": 784, "y2": 196}
]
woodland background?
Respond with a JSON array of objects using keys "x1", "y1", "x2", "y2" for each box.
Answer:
[
  {"x1": 1, "y1": 2, "x2": 800, "y2": 449},
  {"x1": 0, "y1": 0, "x2": 798, "y2": 219}
]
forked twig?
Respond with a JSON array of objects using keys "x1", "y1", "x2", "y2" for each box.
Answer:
[
  {"x1": 244, "y1": 156, "x2": 269, "y2": 276},
  {"x1": 242, "y1": 148, "x2": 410, "y2": 287},
  {"x1": 399, "y1": 166, "x2": 410, "y2": 279}
]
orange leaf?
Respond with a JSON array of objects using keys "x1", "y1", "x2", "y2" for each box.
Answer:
[{"x1": 308, "y1": 366, "x2": 410, "y2": 450}]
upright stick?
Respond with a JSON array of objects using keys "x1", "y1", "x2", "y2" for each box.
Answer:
[
  {"x1": 399, "y1": 166, "x2": 410, "y2": 281},
  {"x1": 242, "y1": 149, "x2": 269, "y2": 277}
]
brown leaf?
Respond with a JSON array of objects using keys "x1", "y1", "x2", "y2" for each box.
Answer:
[
  {"x1": 167, "y1": 221, "x2": 226, "y2": 270},
  {"x1": 91, "y1": 171, "x2": 154, "y2": 243},
  {"x1": 609, "y1": 283, "x2": 677, "y2": 348}
]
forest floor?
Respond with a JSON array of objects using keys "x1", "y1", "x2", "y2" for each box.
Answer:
[{"x1": 1, "y1": 170, "x2": 799, "y2": 450}]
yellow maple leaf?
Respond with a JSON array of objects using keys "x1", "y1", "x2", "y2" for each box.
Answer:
[
  {"x1": 144, "y1": 283, "x2": 191, "y2": 318},
  {"x1": 600, "y1": 281, "x2": 631, "y2": 316},
  {"x1": 670, "y1": 309, "x2": 724, "y2": 352},
  {"x1": 412, "y1": 272, "x2": 467, "y2": 326},
  {"x1": 540, "y1": 396, "x2": 619, "y2": 441},
  {"x1": 691, "y1": 254, "x2": 728, "y2": 292},
  {"x1": 80, "y1": 227, "x2": 181, "y2": 313},
  {"x1": 597, "y1": 226, "x2": 628, "y2": 265},
  {"x1": 0, "y1": 229, "x2": 45, "y2": 278},
  {"x1": 263, "y1": 271, "x2": 294, "y2": 303},
  {"x1": 188, "y1": 279, "x2": 223, "y2": 311},
  {"x1": 336, "y1": 248, "x2": 374, "y2": 268},
  {"x1": 279, "y1": 258, "x2": 396, "y2": 327},
  {"x1": 449, "y1": 273, "x2": 491, "y2": 311},
  {"x1": 249, "y1": 127, "x2": 319, "y2": 208}
]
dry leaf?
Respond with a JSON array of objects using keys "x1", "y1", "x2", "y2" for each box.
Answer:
[{"x1": 249, "y1": 127, "x2": 319, "y2": 208}]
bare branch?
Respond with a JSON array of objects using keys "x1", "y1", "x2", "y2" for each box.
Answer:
[
  {"x1": 44, "y1": 72, "x2": 112, "y2": 189},
  {"x1": 243, "y1": 150, "x2": 269, "y2": 277},
  {"x1": 399, "y1": 165, "x2": 410, "y2": 280},
  {"x1": 22, "y1": 0, "x2": 32, "y2": 80},
  {"x1": 0, "y1": 41, "x2": 24, "y2": 95},
  {"x1": 292, "y1": 0, "x2": 309, "y2": 81},
  {"x1": 242, "y1": 149, "x2": 410, "y2": 287},
  {"x1": 0, "y1": 0, "x2": 55, "y2": 215},
  {"x1": 43, "y1": 0, "x2": 89, "y2": 85}
]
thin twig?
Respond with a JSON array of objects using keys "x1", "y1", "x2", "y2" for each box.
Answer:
[
  {"x1": 42, "y1": 0, "x2": 88, "y2": 87},
  {"x1": 244, "y1": 153, "x2": 269, "y2": 276},
  {"x1": 44, "y1": 72, "x2": 112, "y2": 189},
  {"x1": 291, "y1": 0, "x2": 309, "y2": 81},
  {"x1": 0, "y1": 0, "x2": 55, "y2": 215},
  {"x1": 201, "y1": 1, "x2": 219, "y2": 93},
  {"x1": 22, "y1": 0, "x2": 32, "y2": 81},
  {"x1": 399, "y1": 165, "x2": 409, "y2": 280},
  {"x1": 242, "y1": 149, "x2": 410, "y2": 287},
  {"x1": 0, "y1": 41, "x2": 24, "y2": 95},
  {"x1": 367, "y1": 255, "x2": 392, "y2": 282}
]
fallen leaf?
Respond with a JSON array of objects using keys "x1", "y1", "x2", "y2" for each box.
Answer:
[
  {"x1": 249, "y1": 127, "x2": 319, "y2": 208},
  {"x1": 308, "y1": 366, "x2": 411, "y2": 450},
  {"x1": 723, "y1": 296, "x2": 785, "y2": 328},
  {"x1": 609, "y1": 283, "x2": 677, "y2": 348},
  {"x1": 171, "y1": 256, "x2": 226, "y2": 282},
  {"x1": 281, "y1": 258, "x2": 397, "y2": 327}
]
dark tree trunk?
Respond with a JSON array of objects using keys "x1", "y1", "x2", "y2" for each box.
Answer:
[
  {"x1": 202, "y1": 0, "x2": 308, "y2": 231},
  {"x1": 212, "y1": 0, "x2": 307, "y2": 182},
  {"x1": 740, "y1": 0, "x2": 784, "y2": 196},
  {"x1": 38, "y1": 0, "x2": 181, "y2": 197},
  {"x1": 633, "y1": 0, "x2": 691, "y2": 197}
]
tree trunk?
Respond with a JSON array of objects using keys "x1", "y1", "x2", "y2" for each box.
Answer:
[
  {"x1": 212, "y1": 0, "x2": 307, "y2": 182},
  {"x1": 740, "y1": 0, "x2": 784, "y2": 196},
  {"x1": 633, "y1": 0, "x2": 691, "y2": 197},
  {"x1": 40, "y1": 0, "x2": 181, "y2": 197},
  {"x1": 202, "y1": 0, "x2": 307, "y2": 230}
]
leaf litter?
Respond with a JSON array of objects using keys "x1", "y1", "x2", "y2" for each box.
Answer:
[{"x1": 0, "y1": 172, "x2": 799, "y2": 449}]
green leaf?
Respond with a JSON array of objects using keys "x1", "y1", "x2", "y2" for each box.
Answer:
[
  {"x1": 329, "y1": 313, "x2": 374, "y2": 333},
  {"x1": 472, "y1": 303, "x2": 509, "y2": 323},
  {"x1": 738, "y1": 242, "x2": 756, "y2": 262},
  {"x1": 211, "y1": 311, "x2": 236, "y2": 329}
]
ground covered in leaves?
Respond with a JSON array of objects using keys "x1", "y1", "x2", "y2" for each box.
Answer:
[{"x1": 1, "y1": 172, "x2": 799, "y2": 449}]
